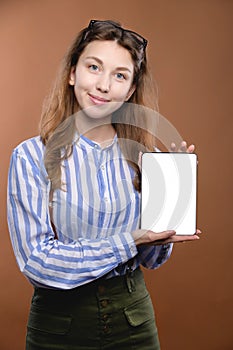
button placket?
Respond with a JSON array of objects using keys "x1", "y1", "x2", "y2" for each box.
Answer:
[
  {"x1": 96, "y1": 151, "x2": 110, "y2": 205},
  {"x1": 97, "y1": 285, "x2": 113, "y2": 336}
]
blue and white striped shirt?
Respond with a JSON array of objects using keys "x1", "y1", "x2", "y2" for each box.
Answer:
[{"x1": 7, "y1": 134, "x2": 172, "y2": 289}]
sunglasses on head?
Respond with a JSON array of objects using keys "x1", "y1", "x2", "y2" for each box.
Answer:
[{"x1": 82, "y1": 20, "x2": 148, "y2": 51}]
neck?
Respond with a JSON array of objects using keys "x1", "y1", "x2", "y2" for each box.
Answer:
[
  {"x1": 75, "y1": 112, "x2": 116, "y2": 145},
  {"x1": 85, "y1": 124, "x2": 116, "y2": 145}
]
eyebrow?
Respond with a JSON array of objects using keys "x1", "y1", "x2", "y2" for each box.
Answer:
[{"x1": 85, "y1": 56, "x2": 133, "y2": 73}]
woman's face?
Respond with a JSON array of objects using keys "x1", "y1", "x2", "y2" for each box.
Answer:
[{"x1": 69, "y1": 40, "x2": 135, "y2": 119}]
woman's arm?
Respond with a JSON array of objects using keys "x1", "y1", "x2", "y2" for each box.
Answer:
[{"x1": 7, "y1": 145, "x2": 138, "y2": 290}]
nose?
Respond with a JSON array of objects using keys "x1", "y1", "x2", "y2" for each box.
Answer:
[{"x1": 96, "y1": 73, "x2": 110, "y2": 93}]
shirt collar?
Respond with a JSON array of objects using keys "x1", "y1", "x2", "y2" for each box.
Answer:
[{"x1": 75, "y1": 132, "x2": 118, "y2": 151}]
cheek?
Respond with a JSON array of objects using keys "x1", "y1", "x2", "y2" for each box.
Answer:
[
  {"x1": 74, "y1": 74, "x2": 85, "y2": 90},
  {"x1": 73, "y1": 66, "x2": 90, "y2": 89},
  {"x1": 113, "y1": 84, "x2": 133, "y2": 101},
  {"x1": 73, "y1": 75, "x2": 88, "y2": 100},
  {"x1": 73, "y1": 82, "x2": 83, "y2": 106}
]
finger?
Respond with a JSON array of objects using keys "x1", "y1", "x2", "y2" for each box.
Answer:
[
  {"x1": 155, "y1": 232, "x2": 202, "y2": 245},
  {"x1": 138, "y1": 151, "x2": 143, "y2": 171},
  {"x1": 179, "y1": 141, "x2": 187, "y2": 152},
  {"x1": 187, "y1": 144, "x2": 195, "y2": 153},
  {"x1": 170, "y1": 142, "x2": 176, "y2": 152},
  {"x1": 150, "y1": 230, "x2": 176, "y2": 242},
  {"x1": 172, "y1": 234, "x2": 200, "y2": 243}
]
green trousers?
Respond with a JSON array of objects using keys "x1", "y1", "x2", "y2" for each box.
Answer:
[{"x1": 26, "y1": 268, "x2": 160, "y2": 349}]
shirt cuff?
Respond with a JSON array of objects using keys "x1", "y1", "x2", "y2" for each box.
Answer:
[
  {"x1": 109, "y1": 232, "x2": 138, "y2": 265},
  {"x1": 156, "y1": 243, "x2": 173, "y2": 265}
]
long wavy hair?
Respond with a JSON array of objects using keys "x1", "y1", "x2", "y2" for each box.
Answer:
[{"x1": 40, "y1": 20, "x2": 158, "y2": 191}]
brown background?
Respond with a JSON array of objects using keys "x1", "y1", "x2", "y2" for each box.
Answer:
[{"x1": 0, "y1": 0, "x2": 232, "y2": 349}]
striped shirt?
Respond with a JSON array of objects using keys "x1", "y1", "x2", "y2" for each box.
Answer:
[{"x1": 7, "y1": 133, "x2": 172, "y2": 289}]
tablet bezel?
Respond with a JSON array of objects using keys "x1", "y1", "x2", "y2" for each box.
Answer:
[{"x1": 140, "y1": 152, "x2": 198, "y2": 235}]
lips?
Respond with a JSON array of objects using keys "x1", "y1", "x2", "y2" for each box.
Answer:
[{"x1": 88, "y1": 93, "x2": 110, "y2": 106}]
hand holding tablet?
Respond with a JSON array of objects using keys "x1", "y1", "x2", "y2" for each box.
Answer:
[{"x1": 135, "y1": 141, "x2": 202, "y2": 245}]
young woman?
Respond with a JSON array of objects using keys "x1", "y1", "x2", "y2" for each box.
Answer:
[{"x1": 7, "y1": 20, "x2": 201, "y2": 350}]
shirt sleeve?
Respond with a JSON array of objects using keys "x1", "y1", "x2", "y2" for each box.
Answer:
[
  {"x1": 137, "y1": 244, "x2": 173, "y2": 269},
  {"x1": 7, "y1": 147, "x2": 138, "y2": 290}
]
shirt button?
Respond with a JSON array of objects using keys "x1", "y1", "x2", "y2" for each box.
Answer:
[
  {"x1": 100, "y1": 299, "x2": 109, "y2": 308},
  {"x1": 103, "y1": 325, "x2": 110, "y2": 333},
  {"x1": 101, "y1": 165, "x2": 105, "y2": 170},
  {"x1": 102, "y1": 314, "x2": 109, "y2": 321},
  {"x1": 104, "y1": 197, "x2": 108, "y2": 202}
]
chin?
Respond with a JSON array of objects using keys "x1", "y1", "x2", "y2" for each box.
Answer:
[{"x1": 83, "y1": 102, "x2": 124, "y2": 119}]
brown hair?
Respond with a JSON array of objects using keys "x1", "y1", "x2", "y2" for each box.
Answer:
[{"x1": 40, "y1": 20, "x2": 158, "y2": 191}]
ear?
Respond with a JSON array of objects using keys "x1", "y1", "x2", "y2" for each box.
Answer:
[
  {"x1": 125, "y1": 84, "x2": 136, "y2": 101},
  {"x1": 69, "y1": 67, "x2": 76, "y2": 86}
]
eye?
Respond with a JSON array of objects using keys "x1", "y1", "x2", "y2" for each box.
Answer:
[
  {"x1": 89, "y1": 64, "x2": 99, "y2": 72},
  {"x1": 115, "y1": 72, "x2": 126, "y2": 80}
]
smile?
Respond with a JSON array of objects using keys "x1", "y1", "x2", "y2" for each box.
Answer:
[{"x1": 88, "y1": 94, "x2": 110, "y2": 105}]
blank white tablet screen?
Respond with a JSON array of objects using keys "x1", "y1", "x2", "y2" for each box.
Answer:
[{"x1": 141, "y1": 153, "x2": 197, "y2": 235}]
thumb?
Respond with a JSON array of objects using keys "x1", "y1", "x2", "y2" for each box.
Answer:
[{"x1": 150, "y1": 230, "x2": 176, "y2": 241}]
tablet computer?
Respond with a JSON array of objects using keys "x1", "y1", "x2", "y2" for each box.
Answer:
[{"x1": 141, "y1": 152, "x2": 197, "y2": 235}]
